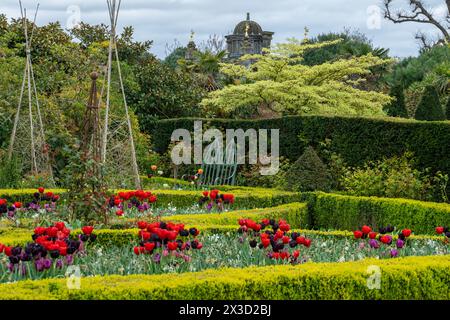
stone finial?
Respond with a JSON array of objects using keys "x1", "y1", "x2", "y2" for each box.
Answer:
[
  {"x1": 247, "y1": 12, "x2": 250, "y2": 21},
  {"x1": 90, "y1": 72, "x2": 99, "y2": 80}
]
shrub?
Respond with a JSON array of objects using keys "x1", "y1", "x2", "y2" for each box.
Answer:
[
  {"x1": 385, "y1": 85, "x2": 408, "y2": 118},
  {"x1": 341, "y1": 153, "x2": 447, "y2": 202},
  {"x1": 415, "y1": 86, "x2": 445, "y2": 121},
  {"x1": 286, "y1": 146, "x2": 331, "y2": 192},
  {"x1": 0, "y1": 255, "x2": 448, "y2": 300}
]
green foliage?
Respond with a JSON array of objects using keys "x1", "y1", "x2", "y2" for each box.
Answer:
[
  {"x1": 129, "y1": 55, "x2": 206, "y2": 131},
  {"x1": 287, "y1": 146, "x2": 331, "y2": 192},
  {"x1": 309, "y1": 192, "x2": 450, "y2": 235},
  {"x1": 0, "y1": 255, "x2": 448, "y2": 300},
  {"x1": 149, "y1": 117, "x2": 450, "y2": 188},
  {"x1": 415, "y1": 86, "x2": 445, "y2": 121},
  {"x1": 341, "y1": 153, "x2": 447, "y2": 202},
  {"x1": 163, "y1": 46, "x2": 187, "y2": 69},
  {"x1": 201, "y1": 38, "x2": 393, "y2": 117},
  {"x1": 446, "y1": 96, "x2": 450, "y2": 120},
  {"x1": 302, "y1": 30, "x2": 390, "y2": 66},
  {"x1": 385, "y1": 85, "x2": 408, "y2": 118},
  {"x1": 0, "y1": 155, "x2": 22, "y2": 188}
]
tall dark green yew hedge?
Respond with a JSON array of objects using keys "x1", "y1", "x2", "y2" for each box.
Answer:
[{"x1": 148, "y1": 116, "x2": 450, "y2": 177}]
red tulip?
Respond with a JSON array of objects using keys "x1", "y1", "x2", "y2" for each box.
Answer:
[
  {"x1": 202, "y1": 191, "x2": 209, "y2": 197},
  {"x1": 52, "y1": 195, "x2": 60, "y2": 201},
  {"x1": 369, "y1": 232, "x2": 378, "y2": 239},
  {"x1": 13, "y1": 202, "x2": 22, "y2": 209},
  {"x1": 279, "y1": 223, "x2": 290, "y2": 232},
  {"x1": 168, "y1": 241, "x2": 178, "y2": 251},
  {"x1": 0, "y1": 244, "x2": 4, "y2": 254},
  {"x1": 262, "y1": 219, "x2": 270, "y2": 225},
  {"x1": 114, "y1": 198, "x2": 121, "y2": 206},
  {"x1": 280, "y1": 252, "x2": 290, "y2": 260},
  {"x1": 362, "y1": 225, "x2": 371, "y2": 234},
  {"x1": 149, "y1": 195, "x2": 157, "y2": 203},
  {"x1": 82, "y1": 226, "x2": 94, "y2": 235},
  {"x1": 139, "y1": 231, "x2": 151, "y2": 241},
  {"x1": 282, "y1": 236, "x2": 290, "y2": 244},
  {"x1": 402, "y1": 229, "x2": 412, "y2": 238},
  {"x1": 137, "y1": 221, "x2": 148, "y2": 230},
  {"x1": 34, "y1": 227, "x2": 46, "y2": 235},
  {"x1": 196, "y1": 242, "x2": 203, "y2": 249},
  {"x1": 436, "y1": 226, "x2": 444, "y2": 234},
  {"x1": 304, "y1": 239, "x2": 312, "y2": 248},
  {"x1": 261, "y1": 238, "x2": 270, "y2": 248},
  {"x1": 0, "y1": 199, "x2": 7, "y2": 206},
  {"x1": 144, "y1": 242, "x2": 155, "y2": 252},
  {"x1": 47, "y1": 227, "x2": 58, "y2": 237},
  {"x1": 54, "y1": 222, "x2": 65, "y2": 231},
  {"x1": 293, "y1": 250, "x2": 300, "y2": 259},
  {"x1": 46, "y1": 192, "x2": 54, "y2": 198},
  {"x1": 116, "y1": 210, "x2": 124, "y2": 217},
  {"x1": 133, "y1": 246, "x2": 144, "y2": 255},
  {"x1": 59, "y1": 247, "x2": 67, "y2": 256},
  {"x1": 38, "y1": 187, "x2": 45, "y2": 194},
  {"x1": 4, "y1": 246, "x2": 12, "y2": 256},
  {"x1": 380, "y1": 235, "x2": 391, "y2": 244},
  {"x1": 353, "y1": 230, "x2": 363, "y2": 239},
  {"x1": 296, "y1": 236, "x2": 306, "y2": 245}
]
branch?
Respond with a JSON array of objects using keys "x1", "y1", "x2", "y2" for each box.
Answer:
[{"x1": 383, "y1": 0, "x2": 450, "y2": 42}]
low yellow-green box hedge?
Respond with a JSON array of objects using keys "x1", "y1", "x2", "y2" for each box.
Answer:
[
  {"x1": 0, "y1": 255, "x2": 448, "y2": 300},
  {"x1": 305, "y1": 192, "x2": 450, "y2": 235}
]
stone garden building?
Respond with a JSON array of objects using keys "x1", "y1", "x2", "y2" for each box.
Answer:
[{"x1": 225, "y1": 13, "x2": 274, "y2": 59}]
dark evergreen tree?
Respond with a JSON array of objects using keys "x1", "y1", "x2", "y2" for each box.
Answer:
[
  {"x1": 386, "y1": 85, "x2": 408, "y2": 117},
  {"x1": 286, "y1": 146, "x2": 331, "y2": 192},
  {"x1": 415, "y1": 86, "x2": 445, "y2": 121}
]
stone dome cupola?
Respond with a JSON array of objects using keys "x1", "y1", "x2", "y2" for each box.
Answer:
[{"x1": 233, "y1": 13, "x2": 263, "y2": 35}]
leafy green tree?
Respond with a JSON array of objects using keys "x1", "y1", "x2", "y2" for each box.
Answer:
[
  {"x1": 286, "y1": 146, "x2": 331, "y2": 192},
  {"x1": 415, "y1": 86, "x2": 445, "y2": 121},
  {"x1": 164, "y1": 46, "x2": 187, "y2": 69},
  {"x1": 202, "y1": 38, "x2": 393, "y2": 118},
  {"x1": 385, "y1": 85, "x2": 408, "y2": 117},
  {"x1": 129, "y1": 55, "x2": 206, "y2": 132},
  {"x1": 302, "y1": 30, "x2": 389, "y2": 66}
]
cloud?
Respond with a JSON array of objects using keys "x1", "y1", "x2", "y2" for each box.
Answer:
[{"x1": 0, "y1": 0, "x2": 445, "y2": 58}]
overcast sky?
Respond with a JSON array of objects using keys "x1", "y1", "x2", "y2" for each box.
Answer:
[{"x1": 0, "y1": 0, "x2": 448, "y2": 58}]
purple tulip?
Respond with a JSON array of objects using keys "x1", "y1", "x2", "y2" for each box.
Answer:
[
  {"x1": 35, "y1": 259, "x2": 44, "y2": 272},
  {"x1": 56, "y1": 259, "x2": 63, "y2": 269},
  {"x1": 396, "y1": 239, "x2": 405, "y2": 249},
  {"x1": 369, "y1": 239, "x2": 380, "y2": 249},
  {"x1": 153, "y1": 253, "x2": 161, "y2": 264},
  {"x1": 65, "y1": 255, "x2": 74, "y2": 265},
  {"x1": 390, "y1": 249, "x2": 398, "y2": 257},
  {"x1": 43, "y1": 258, "x2": 52, "y2": 269}
]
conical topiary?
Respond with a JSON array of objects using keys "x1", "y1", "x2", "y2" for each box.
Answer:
[
  {"x1": 415, "y1": 86, "x2": 445, "y2": 121},
  {"x1": 286, "y1": 146, "x2": 331, "y2": 192},
  {"x1": 386, "y1": 85, "x2": 408, "y2": 118}
]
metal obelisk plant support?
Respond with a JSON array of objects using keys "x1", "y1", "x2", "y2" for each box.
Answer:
[
  {"x1": 8, "y1": 1, "x2": 54, "y2": 184},
  {"x1": 82, "y1": 72, "x2": 103, "y2": 189},
  {"x1": 101, "y1": 0, "x2": 141, "y2": 189}
]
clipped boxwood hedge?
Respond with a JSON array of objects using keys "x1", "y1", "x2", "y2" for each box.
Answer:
[
  {"x1": 149, "y1": 116, "x2": 450, "y2": 179},
  {"x1": 0, "y1": 255, "x2": 448, "y2": 300},
  {"x1": 308, "y1": 192, "x2": 450, "y2": 234}
]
